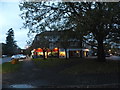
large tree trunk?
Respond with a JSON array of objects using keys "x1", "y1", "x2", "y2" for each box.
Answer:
[
  {"x1": 43, "y1": 50, "x2": 46, "y2": 59},
  {"x1": 97, "y1": 38, "x2": 106, "y2": 62}
]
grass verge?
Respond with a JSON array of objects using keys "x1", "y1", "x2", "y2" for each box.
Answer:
[
  {"x1": 32, "y1": 58, "x2": 71, "y2": 69},
  {"x1": 60, "y1": 59, "x2": 120, "y2": 75},
  {"x1": 32, "y1": 58, "x2": 120, "y2": 75},
  {"x1": 0, "y1": 61, "x2": 23, "y2": 73}
]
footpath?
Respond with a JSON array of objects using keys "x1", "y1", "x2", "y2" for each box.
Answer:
[{"x1": 2, "y1": 58, "x2": 120, "y2": 88}]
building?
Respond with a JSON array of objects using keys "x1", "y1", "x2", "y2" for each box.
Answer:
[{"x1": 31, "y1": 30, "x2": 91, "y2": 58}]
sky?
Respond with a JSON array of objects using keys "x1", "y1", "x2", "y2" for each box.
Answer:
[{"x1": 0, "y1": 1, "x2": 32, "y2": 49}]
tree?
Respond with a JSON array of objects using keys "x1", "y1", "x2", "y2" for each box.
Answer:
[
  {"x1": 19, "y1": 2, "x2": 88, "y2": 59},
  {"x1": 61, "y1": 2, "x2": 120, "y2": 61},
  {"x1": 84, "y1": 2, "x2": 120, "y2": 61},
  {"x1": 6, "y1": 28, "x2": 18, "y2": 55},
  {"x1": 1, "y1": 43, "x2": 7, "y2": 55},
  {"x1": 19, "y1": 2, "x2": 120, "y2": 61}
]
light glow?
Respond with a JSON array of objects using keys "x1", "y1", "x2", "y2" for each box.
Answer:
[{"x1": 59, "y1": 51, "x2": 66, "y2": 57}]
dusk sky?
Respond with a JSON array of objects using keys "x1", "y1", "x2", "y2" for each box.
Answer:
[{"x1": 0, "y1": 1, "x2": 33, "y2": 49}]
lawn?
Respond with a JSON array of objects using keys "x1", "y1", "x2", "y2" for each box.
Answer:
[
  {"x1": 32, "y1": 58, "x2": 71, "y2": 68},
  {"x1": 61, "y1": 59, "x2": 120, "y2": 75},
  {"x1": 32, "y1": 58, "x2": 120, "y2": 75},
  {"x1": 0, "y1": 61, "x2": 23, "y2": 73}
]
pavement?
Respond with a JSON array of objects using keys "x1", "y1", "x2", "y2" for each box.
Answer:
[
  {"x1": 87, "y1": 56, "x2": 120, "y2": 61},
  {"x1": 106, "y1": 56, "x2": 120, "y2": 60},
  {"x1": 2, "y1": 58, "x2": 120, "y2": 88}
]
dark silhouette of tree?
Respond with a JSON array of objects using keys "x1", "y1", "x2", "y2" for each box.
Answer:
[
  {"x1": 1, "y1": 43, "x2": 7, "y2": 55},
  {"x1": 19, "y1": 2, "x2": 120, "y2": 61},
  {"x1": 84, "y1": 2, "x2": 120, "y2": 61},
  {"x1": 6, "y1": 28, "x2": 18, "y2": 55}
]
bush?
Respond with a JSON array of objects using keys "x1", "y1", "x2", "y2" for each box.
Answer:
[{"x1": 11, "y1": 59, "x2": 19, "y2": 64}]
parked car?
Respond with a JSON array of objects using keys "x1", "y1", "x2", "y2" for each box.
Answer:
[
  {"x1": 11, "y1": 54, "x2": 26, "y2": 59},
  {"x1": 11, "y1": 55, "x2": 20, "y2": 59},
  {"x1": 19, "y1": 54, "x2": 26, "y2": 59},
  {"x1": 2, "y1": 55, "x2": 7, "y2": 58}
]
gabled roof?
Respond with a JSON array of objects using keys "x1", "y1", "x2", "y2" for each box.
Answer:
[
  {"x1": 36, "y1": 30, "x2": 62, "y2": 37},
  {"x1": 36, "y1": 29, "x2": 75, "y2": 37}
]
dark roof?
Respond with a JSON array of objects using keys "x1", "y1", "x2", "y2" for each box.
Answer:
[
  {"x1": 36, "y1": 29, "x2": 75, "y2": 37},
  {"x1": 36, "y1": 31, "x2": 62, "y2": 37}
]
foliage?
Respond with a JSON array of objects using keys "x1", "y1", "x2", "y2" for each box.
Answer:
[
  {"x1": 5, "y1": 28, "x2": 20, "y2": 55},
  {"x1": 19, "y1": 2, "x2": 69, "y2": 32},
  {"x1": 19, "y1": 2, "x2": 120, "y2": 61},
  {"x1": 1, "y1": 43, "x2": 7, "y2": 55}
]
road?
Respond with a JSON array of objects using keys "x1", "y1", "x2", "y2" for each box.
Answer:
[
  {"x1": 0, "y1": 57, "x2": 12, "y2": 64},
  {"x1": 2, "y1": 58, "x2": 120, "y2": 88}
]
